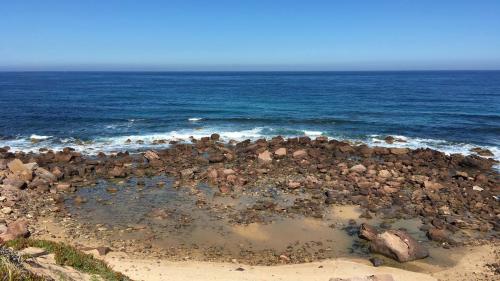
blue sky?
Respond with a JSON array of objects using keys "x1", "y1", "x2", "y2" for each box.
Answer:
[{"x1": 1, "y1": 0, "x2": 499, "y2": 70}]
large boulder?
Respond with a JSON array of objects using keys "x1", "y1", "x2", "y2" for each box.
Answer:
[
  {"x1": 369, "y1": 230, "x2": 429, "y2": 262},
  {"x1": 144, "y1": 150, "x2": 160, "y2": 162},
  {"x1": 34, "y1": 167, "x2": 57, "y2": 182},
  {"x1": 258, "y1": 150, "x2": 272, "y2": 162},
  {"x1": 7, "y1": 159, "x2": 34, "y2": 181},
  {"x1": 0, "y1": 219, "x2": 30, "y2": 242}
]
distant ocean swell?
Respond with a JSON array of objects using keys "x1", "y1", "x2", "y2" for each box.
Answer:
[{"x1": 1, "y1": 127, "x2": 498, "y2": 164}]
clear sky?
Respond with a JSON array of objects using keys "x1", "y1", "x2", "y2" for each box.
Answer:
[{"x1": 1, "y1": 0, "x2": 499, "y2": 71}]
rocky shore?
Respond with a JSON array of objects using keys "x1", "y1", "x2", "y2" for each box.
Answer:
[{"x1": 1, "y1": 135, "x2": 499, "y2": 279}]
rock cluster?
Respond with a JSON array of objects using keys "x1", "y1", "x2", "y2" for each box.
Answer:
[{"x1": 0, "y1": 135, "x2": 498, "y2": 250}]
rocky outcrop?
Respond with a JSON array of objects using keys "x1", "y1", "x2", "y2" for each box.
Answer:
[{"x1": 368, "y1": 229, "x2": 429, "y2": 262}]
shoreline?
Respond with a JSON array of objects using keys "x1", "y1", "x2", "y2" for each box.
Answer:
[{"x1": 1, "y1": 134, "x2": 499, "y2": 280}]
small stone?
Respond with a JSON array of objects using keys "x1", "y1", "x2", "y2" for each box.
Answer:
[
  {"x1": 292, "y1": 149, "x2": 307, "y2": 159},
  {"x1": 369, "y1": 257, "x2": 385, "y2": 267},
  {"x1": 274, "y1": 147, "x2": 287, "y2": 157},
  {"x1": 258, "y1": 150, "x2": 272, "y2": 162},
  {"x1": 378, "y1": 170, "x2": 391, "y2": 178},
  {"x1": 350, "y1": 164, "x2": 367, "y2": 173},
  {"x1": 96, "y1": 246, "x2": 111, "y2": 256},
  {"x1": 1, "y1": 207, "x2": 13, "y2": 214},
  {"x1": 472, "y1": 185, "x2": 484, "y2": 191}
]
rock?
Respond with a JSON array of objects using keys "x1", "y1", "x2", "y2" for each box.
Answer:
[
  {"x1": 389, "y1": 148, "x2": 409, "y2": 155},
  {"x1": 472, "y1": 185, "x2": 484, "y2": 191},
  {"x1": 258, "y1": 150, "x2": 272, "y2": 162},
  {"x1": 369, "y1": 257, "x2": 385, "y2": 267},
  {"x1": 144, "y1": 150, "x2": 160, "y2": 161},
  {"x1": 427, "y1": 228, "x2": 452, "y2": 243},
  {"x1": 1, "y1": 207, "x2": 12, "y2": 214},
  {"x1": 223, "y1": 169, "x2": 235, "y2": 176},
  {"x1": 208, "y1": 153, "x2": 225, "y2": 163},
  {"x1": 274, "y1": 147, "x2": 287, "y2": 157},
  {"x1": 109, "y1": 166, "x2": 127, "y2": 178},
  {"x1": 34, "y1": 167, "x2": 57, "y2": 182},
  {"x1": 96, "y1": 246, "x2": 111, "y2": 256},
  {"x1": 378, "y1": 170, "x2": 391, "y2": 178},
  {"x1": 350, "y1": 164, "x2": 367, "y2": 173},
  {"x1": 7, "y1": 159, "x2": 33, "y2": 181},
  {"x1": 460, "y1": 156, "x2": 492, "y2": 170},
  {"x1": 292, "y1": 149, "x2": 307, "y2": 159},
  {"x1": 424, "y1": 180, "x2": 444, "y2": 190},
  {"x1": 384, "y1": 136, "x2": 395, "y2": 144},
  {"x1": 180, "y1": 168, "x2": 194, "y2": 179},
  {"x1": 7, "y1": 159, "x2": 28, "y2": 174},
  {"x1": 359, "y1": 223, "x2": 378, "y2": 241},
  {"x1": 0, "y1": 219, "x2": 30, "y2": 242},
  {"x1": 1, "y1": 178, "x2": 26, "y2": 189},
  {"x1": 470, "y1": 147, "x2": 494, "y2": 157},
  {"x1": 287, "y1": 181, "x2": 301, "y2": 189},
  {"x1": 56, "y1": 182, "x2": 72, "y2": 192},
  {"x1": 28, "y1": 177, "x2": 49, "y2": 191},
  {"x1": 210, "y1": 133, "x2": 220, "y2": 141},
  {"x1": 369, "y1": 230, "x2": 429, "y2": 262}
]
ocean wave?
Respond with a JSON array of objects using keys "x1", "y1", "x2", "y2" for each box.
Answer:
[
  {"x1": 188, "y1": 118, "x2": 203, "y2": 122},
  {"x1": 29, "y1": 134, "x2": 52, "y2": 140}
]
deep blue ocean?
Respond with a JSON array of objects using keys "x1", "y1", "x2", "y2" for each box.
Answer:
[{"x1": 0, "y1": 71, "x2": 499, "y2": 160}]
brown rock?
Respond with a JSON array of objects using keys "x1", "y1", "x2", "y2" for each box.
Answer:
[
  {"x1": 56, "y1": 182, "x2": 72, "y2": 192},
  {"x1": 384, "y1": 136, "x2": 395, "y2": 144},
  {"x1": 292, "y1": 149, "x2": 307, "y2": 159},
  {"x1": 210, "y1": 133, "x2": 220, "y2": 141},
  {"x1": 423, "y1": 180, "x2": 444, "y2": 190},
  {"x1": 370, "y1": 230, "x2": 429, "y2": 262},
  {"x1": 109, "y1": 166, "x2": 127, "y2": 178},
  {"x1": 96, "y1": 246, "x2": 111, "y2": 256},
  {"x1": 208, "y1": 153, "x2": 225, "y2": 163},
  {"x1": 378, "y1": 170, "x2": 391, "y2": 178},
  {"x1": 34, "y1": 167, "x2": 57, "y2": 182},
  {"x1": 258, "y1": 150, "x2": 272, "y2": 162},
  {"x1": 274, "y1": 147, "x2": 287, "y2": 157},
  {"x1": 180, "y1": 168, "x2": 195, "y2": 179},
  {"x1": 470, "y1": 147, "x2": 494, "y2": 157},
  {"x1": 287, "y1": 181, "x2": 301, "y2": 189},
  {"x1": 350, "y1": 164, "x2": 367, "y2": 173},
  {"x1": 359, "y1": 223, "x2": 379, "y2": 241},
  {"x1": 7, "y1": 159, "x2": 33, "y2": 181},
  {"x1": 144, "y1": 150, "x2": 160, "y2": 161},
  {"x1": 389, "y1": 148, "x2": 409, "y2": 155},
  {"x1": 0, "y1": 219, "x2": 30, "y2": 242},
  {"x1": 2, "y1": 178, "x2": 26, "y2": 189},
  {"x1": 427, "y1": 228, "x2": 452, "y2": 243}
]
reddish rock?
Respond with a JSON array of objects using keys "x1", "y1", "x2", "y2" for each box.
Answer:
[
  {"x1": 292, "y1": 149, "x2": 307, "y2": 159},
  {"x1": 274, "y1": 147, "x2": 287, "y2": 157},
  {"x1": 258, "y1": 150, "x2": 272, "y2": 162},
  {"x1": 0, "y1": 219, "x2": 30, "y2": 242}
]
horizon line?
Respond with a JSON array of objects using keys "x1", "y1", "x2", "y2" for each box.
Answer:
[{"x1": 1, "y1": 69, "x2": 500, "y2": 73}]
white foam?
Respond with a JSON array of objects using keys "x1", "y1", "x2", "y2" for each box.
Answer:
[
  {"x1": 29, "y1": 134, "x2": 52, "y2": 140},
  {"x1": 303, "y1": 130, "x2": 323, "y2": 137},
  {"x1": 188, "y1": 118, "x2": 203, "y2": 122}
]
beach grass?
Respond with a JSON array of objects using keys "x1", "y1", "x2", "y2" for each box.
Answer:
[{"x1": 5, "y1": 239, "x2": 130, "y2": 281}]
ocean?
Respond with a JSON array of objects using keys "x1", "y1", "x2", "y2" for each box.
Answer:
[{"x1": 0, "y1": 71, "x2": 499, "y2": 160}]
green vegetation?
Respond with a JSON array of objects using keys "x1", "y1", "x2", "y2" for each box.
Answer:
[
  {"x1": 4, "y1": 239, "x2": 130, "y2": 281},
  {"x1": 0, "y1": 247, "x2": 47, "y2": 281}
]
